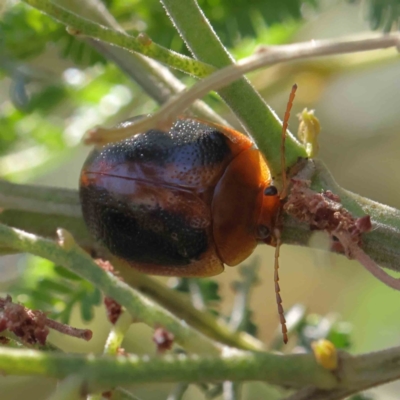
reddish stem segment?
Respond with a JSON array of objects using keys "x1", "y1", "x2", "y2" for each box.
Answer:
[{"x1": 45, "y1": 318, "x2": 92, "y2": 341}]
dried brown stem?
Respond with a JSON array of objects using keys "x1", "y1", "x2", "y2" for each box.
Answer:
[
  {"x1": 284, "y1": 179, "x2": 400, "y2": 290},
  {"x1": 0, "y1": 296, "x2": 92, "y2": 344},
  {"x1": 44, "y1": 318, "x2": 92, "y2": 341}
]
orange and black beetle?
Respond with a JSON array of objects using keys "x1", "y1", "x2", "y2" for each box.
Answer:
[{"x1": 79, "y1": 118, "x2": 282, "y2": 277}]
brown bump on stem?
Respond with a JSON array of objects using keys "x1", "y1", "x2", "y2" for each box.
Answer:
[
  {"x1": 0, "y1": 336, "x2": 10, "y2": 345},
  {"x1": 104, "y1": 297, "x2": 122, "y2": 324},
  {"x1": 95, "y1": 259, "x2": 123, "y2": 323},
  {"x1": 117, "y1": 347, "x2": 128, "y2": 356},
  {"x1": 66, "y1": 26, "x2": 82, "y2": 36},
  {"x1": 153, "y1": 327, "x2": 174, "y2": 353},
  {"x1": 137, "y1": 32, "x2": 152, "y2": 46},
  {"x1": 356, "y1": 215, "x2": 372, "y2": 233}
]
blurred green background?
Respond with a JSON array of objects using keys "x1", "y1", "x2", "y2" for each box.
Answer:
[{"x1": 1, "y1": 0, "x2": 400, "y2": 398}]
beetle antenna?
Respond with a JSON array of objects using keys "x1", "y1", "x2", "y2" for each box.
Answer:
[
  {"x1": 274, "y1": 228, "x2": 288, "y2": 344},
  {"x1": 273, "y1": 84, "x2": 297, "y2": 344},
  {"x1": 280, "y1": 84, "x2": 298, "y2": 200}
]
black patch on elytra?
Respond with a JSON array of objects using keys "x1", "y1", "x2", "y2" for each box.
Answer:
[
  {"x1": 97, "y1": 119, "x2": 231, "y2": 169},
  {"x1": 80, "y1": 185, "x2": 208, "y2": 266}
]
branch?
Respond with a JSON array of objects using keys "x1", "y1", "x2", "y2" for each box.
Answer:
[
  {"x1": 0, "y1": 346, "x2": 336, "y2": 390},
  {"x1": 106, "y1": 256, "x2": 266, "y2": 352},
  {"x1": 0, "y1": 181, "x2": 265, "y2": 351},
  {"x1": 46, "y1": 375, "x2": 84, "y2": 400},
  {"x1": 159, "y1": 0, "x2": 305, "y2": 176},
  {"x1": 21, "y1": 0, "x2": 215, "y2": 78},
  {"x1": 63, "y1": 0, "x2": 228, "y2": 124},
  {"x1": 87, "y1": 32, "x2": 400, "y2": 174},
  {"x1": 88, "y1": 311, "x2": 133, "y2": 400},
  {"x1": 0, "y1": 180, "x2": 80, "y2": 217},
  {"x1": 2, "y1": 159, "x2": 400, "y2": 272},
  {"x1": 0, "y1": 223, "x2": 220, "y2": 355},
  {"x1": 228, "y1": 261, "x2": 260, "y2": 333},
  {"x1": 2, "y1": 344, "x2": 400, "y2": 393},
  {"x1": 113, "y1": 388, "x2": 143, "y2": 400},
  {"x1": 276, "y1": 160, "x2": 400, "y2": 277}
]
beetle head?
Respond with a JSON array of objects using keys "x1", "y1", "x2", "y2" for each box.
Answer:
[{"x1": 256, "y1": 184, "x2": 281, "y2": 246}]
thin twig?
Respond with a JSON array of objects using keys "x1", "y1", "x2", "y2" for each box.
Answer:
[
  {"x1": 112, "y1": 388, "x2": 143, "y2": 400},
  {"x1": 68, "y1": 0, "x2": 227, "y2": 123},
  {"x1": 86, "y1": 33, "x2": 400, "y2": 145},
  {"x1": 166, "y1": 383, "x2": 189, "y2": 400},
  {"x1": 0, "y1": 180, "x2": 81, "y2": 217},
  {"x1": 0, "y1": 296, "x2": 92, "y2": 343},
  {"x1": 225, "y1": 260, "x2": 260, "y2": 400},
  {"x1": 47, "y1": 375, "x2": 84, "y2": 400},
  {"x1": 188, "y1": 279, "x2": 207, "y2": 311},
  {"x1": 222, "y1": 381, "x2": 241, "y2": 400},
  {"x1": 228, "y1": 260, "x2": 260, "y2": 333},
  {"x1": 45, "y1": 318, "x2": 92, "y2": 341},
  {"x1": 88, "y1": 311, "x2": 133, "y2": 400},
  {"x1": 21, "y1": 0, "x2": 215, "y2": 78}
]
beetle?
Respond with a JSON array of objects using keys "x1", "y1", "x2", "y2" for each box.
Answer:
[
  {"x1": 80, "y1": 117, "x2": 282, "y2": 277},
  {"x1": 79, "y1": 85, "x2": 297, "y2": 343}
]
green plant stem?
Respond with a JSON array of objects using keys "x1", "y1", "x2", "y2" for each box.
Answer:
[
  {"x1": 21, "y1": 0, "x2": 215, "y2": 78},
  {"x1": 0, "y1": 180, "x2": 80, "y2": 217},
  {"x1": 47, "y1": 375, "x2": 84, "y2": 400},
  {"x1": 2, "y1": 345, "x2": 400, "y2": 394},
  {"x1": 0, "y1": 223, "x2": 220, "y2": 355},
  {"x1": 228, "y1": 261, "x2": 259, "y2": 333},
  {"x1": 112, "y1": 388, "x2": 143, "y2": 400},
  {"x1": 1, "y1": 331, "x2": 62, "y2": 352},
  {"x1": 3, "y1": 345, "x2": 400, "y2": 392},
  {"x1": 2, "y1": 174, "x2": 400, "y2": 342},
  {"x1": 224, "y1": 262, "x2": 260, "y2": 400},
  {"x1": 112, "y1": 258, "x2": 265, "y2": 351},
  {"x1": 166, "y1": 383, "x2": 189, "y2": 400},
  {"x1": 59, "y1": 0, "x2": 226, "y2": 124},
  {"x1": 160, "y1": 0, "x2": 307, "y2": 175},
  {"x1": 0, "y1": 336, "x2": 23, "y2": 349},
  {"x1": 88, "y1": 311, "x2": 133, "y2": 400},
  {"x1": 103, "y1": 311, "x2": 132, "y2": 355},
  {"x1": 188, "y1": 279, "x2": 206, "y2": 311},
  {"x1": 58, "y1": 0, "x2": 170, "y2": 105},
  {"x1": 222, "y1": 381, "x2": 241, "y2": 400},
  {"x1": 0, "y1": 346, "x2": 336, "y2": 389}
]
